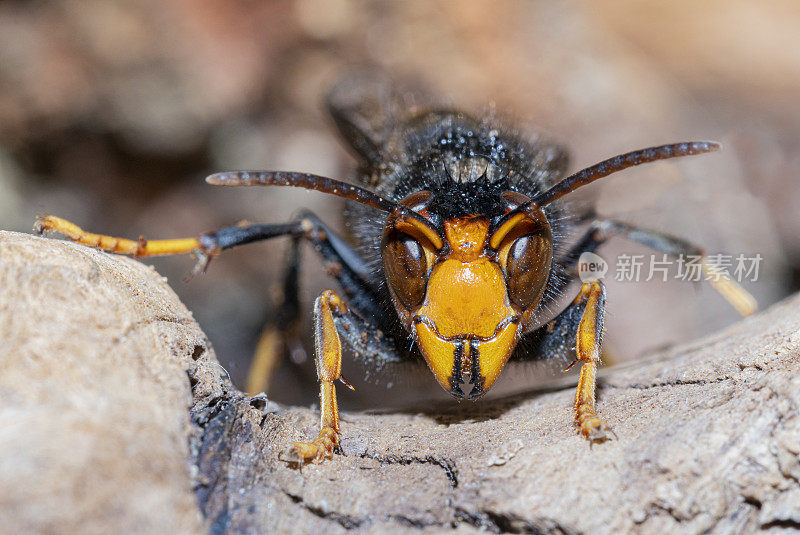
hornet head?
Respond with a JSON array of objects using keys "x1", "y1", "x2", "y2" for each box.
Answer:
[{"x1": 381, "y1": 189, "x2": 553, "y2": 399}]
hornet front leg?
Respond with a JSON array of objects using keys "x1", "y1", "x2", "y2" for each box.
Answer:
[
  {"x1": 571, "y1": 280, "x2": 612, "y2": 441},
  {"x1": 288, "y1": 289, "x2": 354, "y2": 463},
  {"x1": 513, "y1": 279, "x2": 611, "y2": 442}
]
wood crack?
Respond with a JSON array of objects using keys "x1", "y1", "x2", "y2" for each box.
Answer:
[{"x1": 356, "y1": 451, "x2": 459, "y2": 488}]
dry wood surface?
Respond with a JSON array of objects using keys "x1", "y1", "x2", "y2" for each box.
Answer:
[{"x1": 1, "y1": 230, "x2": 798, "y2": 534}]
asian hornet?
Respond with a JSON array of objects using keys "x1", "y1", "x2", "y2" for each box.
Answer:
[{"x1": 35, "y1": 73, "x2": 755, "y2": 462}]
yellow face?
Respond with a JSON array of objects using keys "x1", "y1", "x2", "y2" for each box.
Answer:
[{"x1": 381, "y1": 192, "x2": 553, "y2": 399}]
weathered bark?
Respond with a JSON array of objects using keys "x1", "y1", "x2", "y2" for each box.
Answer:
[
  {"x1": 2, "y1": 230, "x2": 799, "y2": 534},
  {"x1": 0, "y1": 231, "x2": 226, "y2": 534}
]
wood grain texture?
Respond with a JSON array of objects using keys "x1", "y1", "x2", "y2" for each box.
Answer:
[{"x1": 2, "y1": 230, "x2": 799, "y2": 534}]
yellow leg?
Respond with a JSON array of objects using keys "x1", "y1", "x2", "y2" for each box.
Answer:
[
  {"x1": 34, "y1": 215, "x2": 202, "y2": 257},
  {"x1": 288, "y1": 289, "x2": 352, "y2": 463},
  {"x1": 246, "y1": 320, "x2": 303, "y2": 395},
  {"x1": 573, "y1": 280, "x2": 613, "y2": 442},
  {"x1": 245, "y1": 328, "x2": 284, "y2": 395},
  {"x1": 700, "y1": 257, "x2": 757, "y2": 317}
]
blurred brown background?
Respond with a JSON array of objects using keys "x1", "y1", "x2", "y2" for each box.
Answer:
[{"x1": 1, "y1": 0, "x2": 797, "y2": 408}]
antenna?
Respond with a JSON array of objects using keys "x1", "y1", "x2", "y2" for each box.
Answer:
[{"x1": 533, "y1": 141, "x2": 720, "y2": 206}]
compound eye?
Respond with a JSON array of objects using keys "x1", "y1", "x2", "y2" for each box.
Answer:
[
  {"x1": 505, "y1": 234, "x2": 552, "y2": 309},
  {"x1": 382, "y1": 231, "x2": 428, "y2": 309}
]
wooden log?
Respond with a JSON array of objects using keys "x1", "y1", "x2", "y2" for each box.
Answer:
[{"x1": 2, "y1": 230, "x2": 799, "y2": 534}]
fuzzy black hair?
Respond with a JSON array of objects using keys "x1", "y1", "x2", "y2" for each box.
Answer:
[{"x1": 420, "y1": 175, "x2": 509, "y2": 221}]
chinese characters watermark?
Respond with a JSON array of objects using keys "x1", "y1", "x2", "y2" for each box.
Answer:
[{"x1": 578, "y1": 253, "x2": 762, "y2": 283}]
